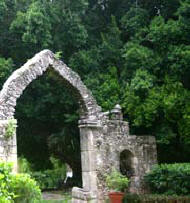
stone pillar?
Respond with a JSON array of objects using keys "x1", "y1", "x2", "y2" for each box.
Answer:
[
  {"x1": 72, "y1": 120, "x2": 101, "y2": 203},
  {"x1": 0, "y1": 119, "x2": 17, "y2": 172}
]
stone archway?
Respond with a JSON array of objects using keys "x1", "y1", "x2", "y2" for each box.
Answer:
[
  {"x1": 0, "y1": 50, "x2": 101, "y2": 120},
  {"x1": 0, "y1": 50, "x2": 103, "y2": 202},
  {"x1": 0, "y1": 50, "x2": 158, "y2": 202}
]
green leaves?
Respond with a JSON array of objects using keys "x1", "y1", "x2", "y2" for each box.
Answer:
[
  {"x1": 122, "y1": 69, "x2": 157, "y2": 127},
  {"x1": 11, "y1": 1, "x2": 52, "y2": 48},
  {"x1": 5, "y1": 120, "x2": 17, "y2": 140},
  {"x1": 121, "y1": 7, "x2": 149, "y2": 39},
  {"x1": 145, "y1": 163, "x2": 190, "y2": 195},
  {"x1": 122, "y1": 42, "x2": 160, "y2": 79},
  {"x1": 147, "y1": 17, "x2": 181, "y2": 54},
  {"x1": 106, "y1": 169, "x2": 129, "y2": 192},
  {"x1": 130, "y1": 69, "x2": 154, "y2": 92},
  {"x1": 1, "y1": 0, "x2": 190, "y2": 171},
  {"x1": 0, "y1": 57, "x2": 13, "y2": 86},
  {"x1": 85, "y1": 66, "x2": 121, "y2": 111},
  {"x1": 10, "y1": 173, "x2": 41, "y2": 202}
]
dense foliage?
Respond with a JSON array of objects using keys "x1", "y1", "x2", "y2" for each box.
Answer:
[
  {"x1": 123, "y1": 194, "x2": 190, "y2": 203},
  {"x1": 32, "y1": 169, "x2": 65, "y2": 190},
  {"x1": 18, "y1": 157, "x2": 66, "y2": 190},
  {"x1": 0, "y1": 162, "x2": 14, "y2": 202},
  {"x1": 106, "y1": 170, "x2": 129, "y2": 192},
  {"x1": 0, "y1": 0, "x2": 190, "y2": 173},
  {"x1": 31, "y1": 159, "x2": 66, "y2": 190},
  {"x1": 10, "y1": 173, "x2": 41, "y2": 203},
  {"x1": 0, "y1": 162, "x2": 41, "y2": 202},
  {"x1": 145, "y1": 164, "x2": 190, "y2": 195}
]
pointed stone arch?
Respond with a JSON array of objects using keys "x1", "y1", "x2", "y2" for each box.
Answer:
[
  {"x1": 0, "y1": 50, "x2": 101, "y2": 120},
  {"x1": 0, "y1": 50, "x2": 103, "y2": 202},
  {"x1": 0, "y1": 50, "x2": 158, "y2": 202}
]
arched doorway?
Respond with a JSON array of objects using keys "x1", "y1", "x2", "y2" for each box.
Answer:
[
  {"x1": 120, "y1": 149, "x2": 135, "y2": 178},
  {"x1": 0, "y1": 50, "x2": 101, "y2": 120},
  {"x1": 14, "y1": 68, "x2": 82, "y2": 187},
  {"x1": 0, "y1": 50, "x2": 102, "y2": 201}
]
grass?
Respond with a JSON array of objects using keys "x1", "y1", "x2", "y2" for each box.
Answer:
[
  {"x1": 123, "y1": 194, "x2": 190, "y2": 203},
  {"x1": 41, "y1": 190, "x2": 72, "y2": 203},
  {"x1": 40, "y1": 194, "x2": 71, "y2": 203},
  {"x1": 40, "y1": 200, "x2": 71, "y2": 203}
]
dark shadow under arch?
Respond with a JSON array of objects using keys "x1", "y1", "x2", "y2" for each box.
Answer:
[{"x1": 120, "y1": 149, "x2": 135, "y2": 178}]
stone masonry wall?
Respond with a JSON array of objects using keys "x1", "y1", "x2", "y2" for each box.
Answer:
[
  {"x1": 94, "y1": 105, "x2": 157, "y2": 199},
  {"x1": 0, "y1": 119, "x2": 17, "y2": 172},
  {"x1": 0, "y1": 50, "x2": 157, "y2": 202}
]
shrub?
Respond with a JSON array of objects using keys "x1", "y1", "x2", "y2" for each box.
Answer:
[
  {"x1": 106, "y1": 169, "x2": 129, "y2": 192},
  {"x1": 18, "y1": 157, "x2": 32, "y2": 173},
  {"x1": 0, "y1": 161, "x2": 42, "y2": 203},
  {"x1": 145, "y1": 163, "x2": 190, "y2": 195},
  {"x1": 18, "y1": 156, "x2": 66, "y2": 190},
  {"x1": 0, "y1": 162, "x2": 14, "y2": 202},
  {"x1": 0, "y1": 196, "x2": 12, "y2": 203},
  {"x1": 31, "y1": 157, "x2": 66, "y2": 190},
  {"x1": 32, "y1": 168, "x2": 66, "y2": 190},
  {"x1": 123, "y1": 194, "x2": 190, "y2": 203},
  {"x1": 10, "y1": 173, "x2": 41, "y2": 203}
]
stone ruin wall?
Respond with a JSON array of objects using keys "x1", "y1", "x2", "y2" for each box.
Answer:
[
  {"x1": 90, "y1": 105, "x2": 158, "y2": 200},
  {"x1": 0, "y1": 50, "x2": 157, "y2": 202},
  {"x1": 73, "y1": 105, "x2": 157, "y2": 202}
]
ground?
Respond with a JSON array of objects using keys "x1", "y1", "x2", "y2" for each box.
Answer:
[{"x1": 42, "y1": 190, "x2": 72, "y2": 202}]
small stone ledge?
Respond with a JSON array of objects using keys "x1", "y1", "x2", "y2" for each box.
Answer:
[{"x1": 78, "y1": 119, "x2": 101, "y2": 128}]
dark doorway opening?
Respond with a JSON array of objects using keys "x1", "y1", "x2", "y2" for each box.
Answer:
[
  {"x1": 15, "y1": 68, "x2": 82, "y2": 190},
  {"x1": 120, "y1": 150, "x2": 135, "y2": 178}
]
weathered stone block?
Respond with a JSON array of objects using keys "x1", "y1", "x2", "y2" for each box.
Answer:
[
  {"x1": 82, "y1": 171, "x2": 98, "y2": 191},
  {"x1": 80, "y1": 130, "x2": 95, "y2": 151},
  {"x1": 81, "y1": 150, "x2": 96, "y2": 172}
]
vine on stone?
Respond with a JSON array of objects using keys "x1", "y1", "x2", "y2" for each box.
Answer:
[{"x1": 5, "y1": 120, "x2": 17, "y2": 140}]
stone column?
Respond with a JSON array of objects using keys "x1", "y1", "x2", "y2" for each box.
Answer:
[
  {"x1": 72, "y1": 119, "x2": 101, "y2": 203},
  {"x1": 0, "y1": 119, "x2": 17, "y2": 172}
]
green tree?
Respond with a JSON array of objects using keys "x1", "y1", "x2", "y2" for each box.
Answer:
[
  {"x1": 121, "y1": 7, "x2": 149, "y2": 40},
  {"x1": 10, "y1": 1, "x2": 52, "y2": 55},
  {"x1": 0, "y1": 0, "x2": 190, "y2": 176},
  {"x1": 0, "y1": 57, "x2": 13, "y2": 86}
]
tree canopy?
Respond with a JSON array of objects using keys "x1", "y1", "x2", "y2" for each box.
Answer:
[{"x1": 0, "y1": 0, "x2": 190, "y2": 173}]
